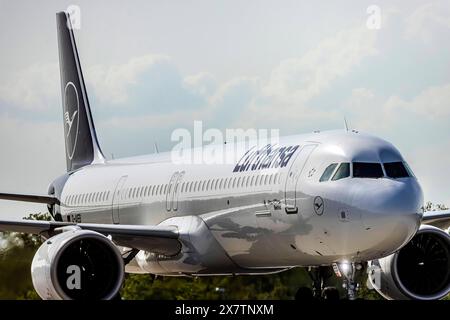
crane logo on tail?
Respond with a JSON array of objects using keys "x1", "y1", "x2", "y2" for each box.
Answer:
[
  {"x1": 64, "y1": 110, "x2": 78, "y2": 137},
  {"x1": 64, "y1": 82, "x2": 80, "y2": 160}
]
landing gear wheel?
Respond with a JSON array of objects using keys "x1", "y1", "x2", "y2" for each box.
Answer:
[{"x1": 295, "y1": 287, "x2": 314, "y2": 300}]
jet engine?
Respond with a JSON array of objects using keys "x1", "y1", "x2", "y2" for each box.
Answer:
[
  {"x1": 368, "y1": 225, "x2": 450, "y2": 300},
  {"x1": 31, "y1": 229, "x2": 124, "y2": 300}
]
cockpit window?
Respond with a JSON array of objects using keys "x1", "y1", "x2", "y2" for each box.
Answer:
[
  {"x1": 403, "y1": 162, "x2": 416, "y2": 178},
  {"x1": 384, "y1": 162, "x2": 410, "y2": 178},
  {"x1": 353, "y1": 162, "x2": 384, "y2": 178},
  {"x1": 319, "y1": 163, "x2": 338, "y2": 182},
  {"x1": 332, "y1": 163, "x2": 350, "y2": 181}
]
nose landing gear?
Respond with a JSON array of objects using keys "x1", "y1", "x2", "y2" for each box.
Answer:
[
  {"x1": 294, "y1": 263, "x2": 365, "y2": 300},
  {"x1": 295, "y1": 266, "x2": 340, "y2": 300},
  {"x1": 334, "y1": 262, "x2": 364, "y2": 300}
]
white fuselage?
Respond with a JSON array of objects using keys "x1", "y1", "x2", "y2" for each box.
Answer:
[{"x1": 58, "y1": 130, "x2": 423, "y2": 274}]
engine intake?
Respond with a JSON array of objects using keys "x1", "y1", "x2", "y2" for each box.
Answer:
[
  {"x1": 369, "y1": 225, "x2": 450, "y2": 300},
  {"x1": 31, "y1": 229, "x2": 124, "y2": 300}
]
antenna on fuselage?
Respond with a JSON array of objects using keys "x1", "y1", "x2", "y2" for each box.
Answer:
[
  {"x1": 154, "y1": 142, "x2": 160, "y2": 154},
  {"x1": 344, "y1": 117, "x2": 349, "y2": 132}
]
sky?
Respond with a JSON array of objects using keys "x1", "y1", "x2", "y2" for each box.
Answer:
[{"x1": 0, "y1": 0, "x2": 449, "y2": 218}]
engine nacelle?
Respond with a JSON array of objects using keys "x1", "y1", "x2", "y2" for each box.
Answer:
[
  {"x1": 31, "y1": 229, "x2": 124, "y2": 300},
  {"x1": 368, "y1": 225, "x2": 450, "y2": 300}
]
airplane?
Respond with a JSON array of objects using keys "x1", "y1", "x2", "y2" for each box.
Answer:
[{"x1": 1, "y1": 11, "x2": 450, "y2": 300}]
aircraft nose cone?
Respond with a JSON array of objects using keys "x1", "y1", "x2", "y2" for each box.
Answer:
[{"x1": 352, "y1": 178, "x2": 423, "y2": 255}]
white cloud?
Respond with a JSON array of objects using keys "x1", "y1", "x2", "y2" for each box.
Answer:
[
  {"x1": 0, "y1": 117, "x2": 66, "y2": 218},
  {"x1": 0, "y1": 63, "x2": 59, "y2": 111},
  {"x1": 86, "y1": 54, "x2": 170, "y2": 105},
  {"x1": 263, "y1": 26, "x2": 378, "y2": 106},
  {"x1": 202, "y1": 25, "x2": 379, "y2": 130},
  {"x1": 405, "y1": 1, "x2": 450, "y2": 42},
  {"x1": 99, "y1": 109, "x2": 205, "y2": 131},
  {"x1": 211, "y1": 77, "x2": 259, "y2": 106},
  {"x1": 183, "y1": 72, "x2": 217, "y2": 99},
  {"x1": 343, "y1": 88, "x2": 381, "y2": 129},
  {"x1": 385, "y1": 83, "x2": 450, "y2": 119},
  {"x1": 206, "y1": 24, "x2": 379, "y2": 130},
  {"x1": 408, "y1": 139, "x2": 450, "y2": 206},
  {"x1": 344, "y1": 82, "x2": 450, "y2": 133},
  {"x1": 0, "y1": 54, "x2": 166, "y2": 113},
  {"x1": 0, "y1": 117, "x2": 65, "y2": 190}
]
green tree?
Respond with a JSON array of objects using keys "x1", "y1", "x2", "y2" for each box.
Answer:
[{"x1": 0, "y1": 213, "x2": 49, "y2": 299}]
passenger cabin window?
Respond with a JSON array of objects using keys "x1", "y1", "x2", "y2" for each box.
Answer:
[
  {"x1": 353, "y1": 162, "x2": 384, "y2": 178},
  {"x1": 384, "y1": 162, "x2": 410, "y2": 178},
  {"x1": 332, "y1": 163, "x2": 350, "y2": 181},
  {"x1": 320, "y1": 163, "x2": 338, "y2": 182}
]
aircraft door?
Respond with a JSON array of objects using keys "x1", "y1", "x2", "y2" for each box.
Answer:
[
  {"x1": 166, "y1": 172, "x2": 179, "y2": 211},
  {"x1": 112, "y1": 175, "x2": 127, "y2": 224},
  {"x1": 172, "y1": 171, "x2": 185, "y2": 211},
  {"x1": 284, "y1": 144, "x2": 317, "y2": 213}
]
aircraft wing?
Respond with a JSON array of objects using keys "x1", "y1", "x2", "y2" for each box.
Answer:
[
  {"x1": 0, "y1": 219, "x2": 181, "y2": 255},
  {"x1": 422, "y1": 210, "x2": 450, "y2": 230},
  {"x1": 0, "y1": 192, "x2": 59, "y2": 205}
]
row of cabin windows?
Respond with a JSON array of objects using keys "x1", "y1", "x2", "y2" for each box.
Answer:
[
  {"x1": 65, "y1": 172, "x2": 281, "y2": 205},
  {"x1": 122, "y1": 172, "x2": 281, "y2": 199},
  {"x1": 124, "y1": 184, "x2": 168, "y2": 199},
  {"x1": 181, "y1": 172, "x2": 281, "y2": 194},
  {"x1": 66, "y1": 191, "x2": 111, "y2": 206}
]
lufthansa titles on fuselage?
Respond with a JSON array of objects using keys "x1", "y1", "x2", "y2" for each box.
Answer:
[{"x1": 233, "y1": 144, "x2": 300, "y2": 173}]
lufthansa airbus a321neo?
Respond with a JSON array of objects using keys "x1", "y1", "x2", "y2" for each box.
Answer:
[{"x1": 1, "y1": 12, "x2": 449, "y2": 300}]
